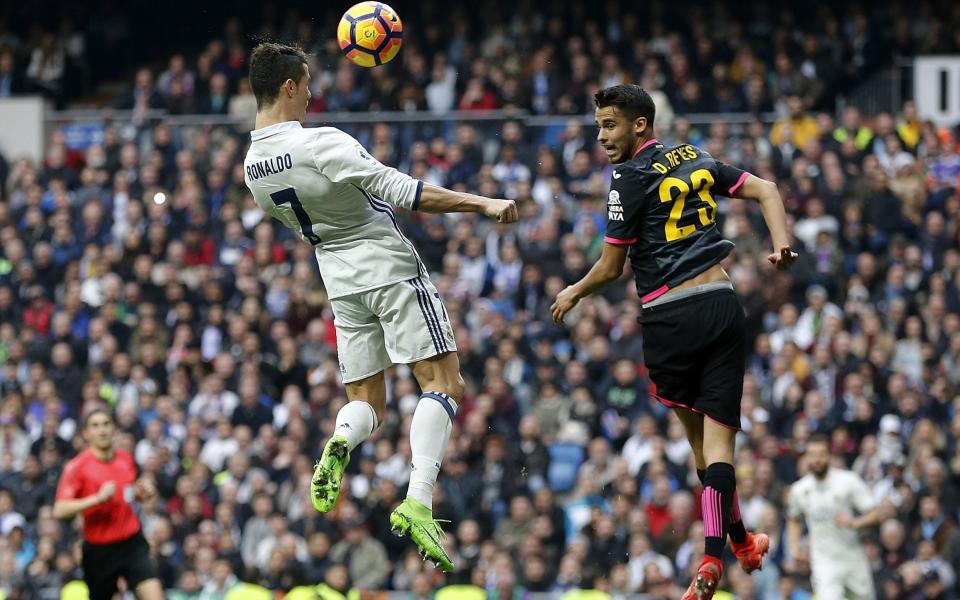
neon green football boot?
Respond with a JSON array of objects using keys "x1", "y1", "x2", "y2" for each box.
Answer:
[
  {"x1": 311, "y1": 435, "x2": 350, "y2": 513},
  {"x1": 389, "y1": 498, "x2": 454, "y2": 571}
]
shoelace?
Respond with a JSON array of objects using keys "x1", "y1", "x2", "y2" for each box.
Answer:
[
  {"x1": 429, "y1": 519, "x2": 450, "y2": 538},
  {"x1": 415, "y1": 518, "x2": 449, "y2": 538}
]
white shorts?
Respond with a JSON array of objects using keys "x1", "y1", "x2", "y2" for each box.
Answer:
[
  {"x1": 331, "y1": 275, "x2": 457, "y2": 383},
  {"x1": 811, "y1": 557, "x2": 876, "y2": 600}
]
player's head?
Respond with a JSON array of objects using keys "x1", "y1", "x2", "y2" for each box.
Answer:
[
  {"x1": 805, "y1": 433, "x2": 831, "y2": 478},
  {"x1": 82, "y1": 407, "x2": 116, "y2": 451},
  {"x1": 593, "y1": 84, "x2": 656, "y2": 164},
  {"x1": 249, "y1": 42, "x2": 311, "y2": 121}
]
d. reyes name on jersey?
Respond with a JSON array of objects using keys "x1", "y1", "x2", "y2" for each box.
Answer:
[{"x1": 603, "y1": 139, "x2": 750, "y2": 300}]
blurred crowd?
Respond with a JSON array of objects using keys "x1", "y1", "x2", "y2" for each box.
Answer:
[
  {"x1": 3, "y1": 0, "x2": 960, "y2": 115},
  {"x1": 2, "y1": 1, "x2": 960, "y2": 600}
]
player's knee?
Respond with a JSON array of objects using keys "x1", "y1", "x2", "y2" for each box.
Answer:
[
  {"x1": 425, "y1": 376, "x2": 464, "y2": 401},
  {"x1": 136, "y1": 579, "x2": 164, "y2": 600}
]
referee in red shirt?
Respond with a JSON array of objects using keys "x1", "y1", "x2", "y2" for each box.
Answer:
[{"x1": 54, "y1": 408, "x2": 164, "y2": 600}]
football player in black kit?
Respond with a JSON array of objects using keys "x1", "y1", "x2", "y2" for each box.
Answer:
[{"x1": 551, "y1": 84, "x2": 797, "y2": 600}]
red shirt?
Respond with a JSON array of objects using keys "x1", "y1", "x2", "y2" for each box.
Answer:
[
  {"x1": 183, "y1": 238, "x2": 216, "y2": 266},
  {"x1": 23, "y1": 301, "x2": 54, "y2": 335},
  {"x1": 644, "y1": 501, "x2": 672, "y2": 538},
  {"x1": 56, "y1": 449, "x2": 141, "y2": 544}
]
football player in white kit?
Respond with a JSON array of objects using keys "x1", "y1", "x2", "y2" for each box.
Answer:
[
  {"x1": 786, "y1": 435, "x2": 891, "y2": 600},
  {"x1": 243, "y1": 42, "x2": 518, "y2": 571}
]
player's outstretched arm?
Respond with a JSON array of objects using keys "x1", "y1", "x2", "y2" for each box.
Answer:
[
  {"x1": 314, "y1": 130, "x2": 515, "y2": 222},
  {"x1": 551, "y1": 243, "x2": 628, "y2": 323},
  {"x1": 417, "y1": 183, "x2": 518, "y2": 223},
  {"x1": 734, "y1": 174, "x2": 797, "y2": 270}
]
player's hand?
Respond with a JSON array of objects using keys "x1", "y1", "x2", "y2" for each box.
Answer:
[
  {"x1": 835, "y1": 513, "x2": 853, "y2": 528},
  {"x1": 767, "y1": 246, "x2": 798, "y2": 270},
  {"x1": 96, "y1": 481, "x2": 117, "y2": 504},
  {"x1": 483, "y1": 199, "x2": 518, "y2": 223},
  {"x1": 551, "y1": 286, "x2": 581, "y2": 324},
  {"x1": 134, "y1": 477, "x2": 157, "y2": 501}
]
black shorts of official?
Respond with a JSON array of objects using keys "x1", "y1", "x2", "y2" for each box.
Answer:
[
  {"x1": 639, "y1": 288, "x2": 745, "y2": 430},
  {"x1": 82, "y1": 530, "x2": 158, "y2": 600}
]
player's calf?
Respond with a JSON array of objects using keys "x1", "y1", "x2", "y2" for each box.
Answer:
[
  {"x1": 701, "y1": 463, "x2": 736, "y2": 559},
  {"x1": 311, "y1": 400, "x2": 379, "y2": 513},
  {"x1": 407, "y1": 390, "x2": 458, "y2": 509},
  {"x1": 390, "y1": 386, "x2": 460, "y2": 571},
  {"x1": 697, "y1": 467, "x2": 762, "y2": 572}
]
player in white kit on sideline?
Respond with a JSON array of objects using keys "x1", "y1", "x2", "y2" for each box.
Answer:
[
  {"x1": 786, "y1": 435, "x2": 892, "y2": 600},
  {"x1": 242, "y1": 42, "x2": 518, "y2": 571}
]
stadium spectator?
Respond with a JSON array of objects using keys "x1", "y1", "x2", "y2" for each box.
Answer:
[
  {"x1": 25, "y1": 34, "x2": 65, "y2": 105},
  {"x1": 115, "y1": 68, "x2": 166, "y2": 115},
  {"x1": 2, "y1": 2, "x2": 960, "y2": 598},
  {"x1": 0, "y1": 49, "x2": 24, "y2": 98},
  {"x1": 198, "y1": 72, "x2": 231, "y2": 115},
  {"x1": 158, "y1": 54, "x2": 195, "y2": 99}
]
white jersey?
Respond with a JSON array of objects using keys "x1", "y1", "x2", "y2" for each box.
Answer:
[
  {"x1": 787, "y1": 468, "x2": 876, "y2": 564},
  {"x1": 243, "y1": 121, "x2": 425, "y2": 299}
]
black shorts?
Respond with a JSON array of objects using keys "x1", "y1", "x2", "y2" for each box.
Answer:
[
  {"x1": 82, "y1": 530, "x2": 158, "y2": 600},
  {"x1": 639, "y1": 288, "x2": 745, "y2": 430}
]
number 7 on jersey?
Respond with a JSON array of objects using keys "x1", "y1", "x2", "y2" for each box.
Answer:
[{"x1": 270, "y1": 187, "x2": 322, "y2": 245}]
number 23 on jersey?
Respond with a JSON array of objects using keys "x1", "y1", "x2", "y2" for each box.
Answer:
[{"x1": 658, "y1": 168, "x2": 718, "y2": 242}]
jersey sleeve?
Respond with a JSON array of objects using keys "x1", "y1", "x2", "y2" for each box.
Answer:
[
  {"x1": 55, "y1": 459, "x2": 82, "y2": 501},
  {"x1": 714, "y1": 160, "x2": 751, "y2": 197},
  {"x1": 603, "y1": 168, "x2": 646, "y2": 245},
  {"x1": 847, "y1": 472, "x2": 878, "y2": 514},
  {"x1": 313, "y1": 129, "x2": 423, "y2": 210}
]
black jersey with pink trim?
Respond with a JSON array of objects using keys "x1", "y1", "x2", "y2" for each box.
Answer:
[{"x1": 603, "y1": 139, "x2": 749, "y2": 303}]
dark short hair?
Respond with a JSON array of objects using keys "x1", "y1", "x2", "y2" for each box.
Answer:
[
  {"x1": 807, "y1": 433, "x2": 830, "y2": 448},
  {"x1": 594, "y1": 84, "x2": 656, "y2": 128},
  {"x1": 82, "y1": 407, "x2": 114, "y2": 429},
  {"x1": 249, "y1": 42, "x2": 309, "y2": 110}
]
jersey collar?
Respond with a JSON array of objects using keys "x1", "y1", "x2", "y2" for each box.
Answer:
[
  {"x1": 250, "y1": 121, "x2": 303, "y2": 141},
  {"x1": 632, "y1": 138, "x2": 660, "y2": 159}
]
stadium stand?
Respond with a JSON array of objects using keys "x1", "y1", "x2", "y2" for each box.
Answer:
[{"x1": 1, "y1": 0, "x2": 960, "y2": 598}]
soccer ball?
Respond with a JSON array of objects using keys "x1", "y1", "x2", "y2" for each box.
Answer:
[{"x1": 337, "y1": 2, "x2": 404, "y2": 68}]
